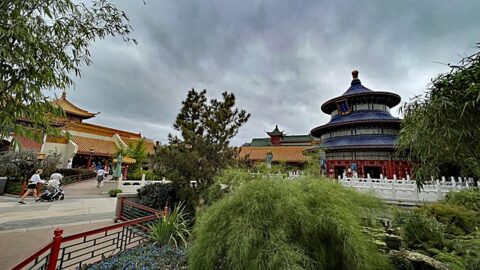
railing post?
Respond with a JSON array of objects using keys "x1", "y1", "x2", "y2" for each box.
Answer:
[
  {"x1": 436, "y1": 180, "x2": 442, "y2": 200},
  {"x1": 47, "y1": 228, "x2": 63, "y2": 270},
  {"x1": 141, "y1": 174, "x2": 146, "y2": 187}
]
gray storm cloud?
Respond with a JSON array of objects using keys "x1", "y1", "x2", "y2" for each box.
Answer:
[{"x1": 65, "y1": 0, "x2": 480, "y2": 145}]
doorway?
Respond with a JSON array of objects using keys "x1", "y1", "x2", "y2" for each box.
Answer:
[
  {"x1": 334, "y1": 166, "x2": 346, "y2": 178},
  {"x1": 364, "y1": 166, "x2": 382, "y2": 178}
]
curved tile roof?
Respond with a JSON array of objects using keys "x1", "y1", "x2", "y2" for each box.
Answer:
[
  {"x1": 321, "y1": 134, "x2": 398, "y2": 150},
  {"x1": 52, "y1": 92, "x2": 98, "y2": 119},
  {"x1": 329, "y1": 110, "x2": 400, "y2": 124},
  {"x1": 320, "y1": 71, "x2": 401, "y2": 114},
  {"x1": 311, "y1": 111, "x2": 401, "y2": 137},
  {"x1": 238, "y1": 146, "x2": 311, "y2": 163},
  {"x1": 342, "y1": 78, "x2": 372, "y2": 95},
  {"x1": 72, "y1": 136, "x2": 118, "y2": 156}
]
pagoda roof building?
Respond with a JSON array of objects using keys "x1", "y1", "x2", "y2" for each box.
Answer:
[
  {"x1": 310, "y1": 70, "x2": 411, "y2": 179},
  {"x1": 8, "y1": 92, "x2": 156, "y2": 170},
  {"x1": 52, "y1": 91, "x2": 99, "y2": 120},
  {"x1": 239, "y1": 125, "x2": 318, "y2": 166}
]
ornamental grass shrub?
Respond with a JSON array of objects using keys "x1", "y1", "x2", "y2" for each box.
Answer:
[
  {"x1": 421, "y1": 203, "x2": 479, "y2": 235},
  {"x1": 445, "y1": 189, "x2": 480, "y2": 212},
  {"x1": 148, "y1": 202, "x2": 191, "y2": 248},
  {"x1": 189, "y1": 177, "x2": 392, "y2": 270},
  {"x1": 395, "y1": 210, "x2": 445, "y2": 251}
]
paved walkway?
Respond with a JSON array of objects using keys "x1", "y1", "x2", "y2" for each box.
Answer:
[
  {"x1": 0, "y1": 178, "x2": 116, "y2": 232},
  {"x1": 0, "y1": 178, "x2": 119, "y2": 268}
]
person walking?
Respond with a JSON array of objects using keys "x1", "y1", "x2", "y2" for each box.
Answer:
[
  {"x1": 96, "y1": 167, "x2": 105, "y2": 188},
  {"x1": 19, "y1": 169, "x2": 45, "y2": 204}
]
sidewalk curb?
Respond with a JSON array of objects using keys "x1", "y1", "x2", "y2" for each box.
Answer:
[{"x1": 0, "y1": 218, "x2": 113, "y2": 234}]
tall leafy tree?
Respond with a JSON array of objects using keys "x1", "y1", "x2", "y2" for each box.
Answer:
[
  {"x1": 153, "y1": 89, "x2": 250, "y2": 190},
  {"x1": 0, "y1": 0, "x2": 135, "y2": 142},
  {"x1": 398, "y1": 44, "x2": 480, "y2": 186}
]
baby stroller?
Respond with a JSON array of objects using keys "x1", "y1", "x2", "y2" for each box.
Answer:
[{"x1": 39, "y1": 181, "x2": 65, "y2": 202}]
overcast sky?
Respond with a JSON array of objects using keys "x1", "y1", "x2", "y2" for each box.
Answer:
[{"x1": 63, "y1": 0, "x2": 480, "y2": 146}]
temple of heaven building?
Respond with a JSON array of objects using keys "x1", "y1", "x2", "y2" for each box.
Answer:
[{"x1": 310, "y1": 70, "x2": 412, "y2": 179}]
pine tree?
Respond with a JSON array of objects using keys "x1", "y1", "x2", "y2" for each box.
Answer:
[{"x1": 153, "y1": 89, "x2": 250, "y2": 192}]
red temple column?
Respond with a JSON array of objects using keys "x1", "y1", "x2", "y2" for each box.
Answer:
[{"x1": 386, "y1": 160, "x2": 393, "y2": 179}]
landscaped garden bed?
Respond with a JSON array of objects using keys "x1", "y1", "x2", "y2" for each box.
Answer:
[{"x1": 82, "y1": 244, "x2": 188, "y2": 270}]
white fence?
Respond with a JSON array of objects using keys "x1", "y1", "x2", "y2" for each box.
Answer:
[
  {"x1": 117, "y1": 174, "x2": 200, "y2": 193},
  {"x1": 118, "y1": 174, "x2": 172, "y2": 193},
  {"x1": 339, "y1": 175, "x2": 475, "y2": 204}
]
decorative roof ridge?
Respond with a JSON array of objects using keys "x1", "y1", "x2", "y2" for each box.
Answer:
[
  {"x1": 52, "y1": 93, "x2": 99, "y2": 118},
  {"x1": 68, "y1": 122, "x2": 142, "y2": 138},
  {"x1": 266, "y1": 125, "x2": 284, "y2": 137}
]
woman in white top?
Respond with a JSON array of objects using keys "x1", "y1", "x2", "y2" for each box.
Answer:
[{"x1": 19, "y1": 169, "x2": 45, "y2": 204}]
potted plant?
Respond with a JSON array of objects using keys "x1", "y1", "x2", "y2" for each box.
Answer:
[{"x1": 108, "y1": 189, "x2": 123, "y2": 197}]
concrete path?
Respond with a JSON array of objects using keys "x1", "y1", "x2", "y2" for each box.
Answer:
[
  {"x1": 0, "y1": 178, "x2": 120, "y2": 268},
  {"x1": 0, "y1": 220, "x2": 113, "y2": 269},
  {"x1": 0, "y1": 178, "x2": 117, "y2": 232}
]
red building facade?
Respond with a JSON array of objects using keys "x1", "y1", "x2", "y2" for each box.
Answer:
[{"x1": 310, "y1": 71, "x2": 412, "y2": 179}]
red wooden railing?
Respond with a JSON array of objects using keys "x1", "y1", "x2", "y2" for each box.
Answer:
[{"x1": 11, "y1": 199, "x2": 162, "y2": 270}]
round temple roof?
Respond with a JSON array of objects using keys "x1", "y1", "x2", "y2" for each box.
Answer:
[
  {"x1": 321, "y1": 71, "x2": 401, "y2": 114},
  {"x1": 320, "y1": 134, "x2": 398, "y2": 150}
]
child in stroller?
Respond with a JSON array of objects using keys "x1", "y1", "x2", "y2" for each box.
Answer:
[{"x1": 39, "y1": 173, "x2": 65, "y2": 202}]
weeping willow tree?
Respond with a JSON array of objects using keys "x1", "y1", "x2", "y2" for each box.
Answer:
[
  {"x1": 398, "y1": 44, "x2": 480, "y2": 186},
  {"x1": 1, "y1": 0, "x2": 135, "y2": 143},
  {"x1": 189, "y1": 177, "x2": 392, "y2": 270}
]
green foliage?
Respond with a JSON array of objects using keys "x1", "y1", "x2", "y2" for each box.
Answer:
[
  {"x1": 127, "y1": 139, "x2": 148, "y2": 177},
  {"x1": 151, "y1": 89, "x2": 250, "y2": 208},
  {"x1": 82, "y1": 244, "x2": 188, "y2": 270},
  {"x1": 427, "y1": 248, "x2": 465, "y2": 270},
  {"x1": 108, "y1": 189, "x2": 122, "y2": 197},
  {"x1": 450, "y1": 231, "x2": 480, "y2": 265},
  {"x1": 137, "y1": 183, "x2": 177, "y2": 210},
  {"x1": 129, "y1": 169, "x2": 156, "y2": 181},
  {"x1": 148, "y1": 202, "x2": 191, "y2": 248},
  {"x1": 445, "y1": 189, "x2": 480, "y2": 212},
  {"x1": 189, "y1": 177, "x2": 392, "y2": 270},
  {"x1": 398, "y1": 44, "x2": 480, "y2": 185},
  {"x1": 4, "y1": 180, "x2": 23, "y2": 194},
  {"x1": 395, "y1": 210, "x2": 445, "y2": 250},
  {"x1": 204, "y1": 167, "x2": 259, "y2": 204},
  {"x1": 1, "y1": 0, "x2": 135, "y2": 142},
  {"x1": 421, "y1": 203, "x2": 479, "y2": 235},
  {"x1": 0, "y1": 150, "x2": 60, "y2": 180}
]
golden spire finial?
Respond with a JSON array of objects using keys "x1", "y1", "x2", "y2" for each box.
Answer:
[
  {"x1": 61, "y1": 90, "x2": 67, "y2": 99},
  {"x1": 352, "y1": 70, "x2": 359, "y2": 79}
]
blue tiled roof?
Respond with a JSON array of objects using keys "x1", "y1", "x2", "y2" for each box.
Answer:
[
  {"x1": 342, "y1": 79, "x2": 372, "y2": 96},
  {"x1": 329, "y1": 110, "x2": 400, "y2": 125},
  {"x1": 321, "y1": 134, "x2": 398, "y2": 149}
]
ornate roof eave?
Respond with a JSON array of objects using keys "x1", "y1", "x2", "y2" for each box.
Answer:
[
  {"x1": 266, "y1": 125, "x2": 284, "y2": 137},
  {"x1": 321, "y1": 91, "x2": 401, "y2": 114},
  {"x1": 323, "y1": 144, "x2": 397, "y2": 151},
  {"x1": 52, "y1": 92, "x2": 99, "y2": 119},
  {"x1": 310, "y1": 119, "x2": 401, "y2": 138},
  {"x1": 76, "y1": 150, "x2": 113, "y2": 157}
]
